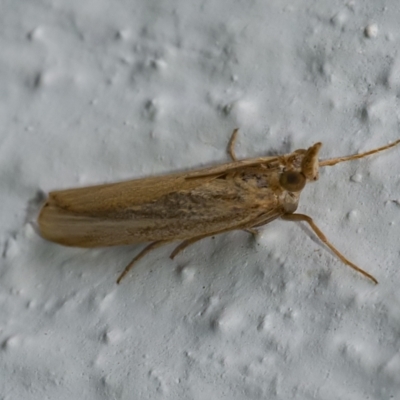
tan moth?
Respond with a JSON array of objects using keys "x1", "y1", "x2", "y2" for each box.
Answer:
[{"x1": 38, "y1": 130, "x2": 400, "y2": 284}]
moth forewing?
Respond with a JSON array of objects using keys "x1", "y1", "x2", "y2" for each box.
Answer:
[{"x1": 37, "y1": 131, "x2": 400, "y2": 284}]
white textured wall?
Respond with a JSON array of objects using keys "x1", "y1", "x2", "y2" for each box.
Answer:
[{"x1": 1, "y1": 1, "x2": 400, "y2": 399}]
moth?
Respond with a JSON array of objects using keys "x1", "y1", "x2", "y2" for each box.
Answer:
[{"x1": 38, "y1": 130, "x2": 400, "y2": 284}]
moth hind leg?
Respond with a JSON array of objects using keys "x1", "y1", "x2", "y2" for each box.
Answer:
[
  {"x1": 117, "y1": 240, "x2": 170, "y2": 284},
  {"x1": 244, "y1": 228, "x2": 258, "y2": 237},
  {"x1": 170, "y1": 225, "x2": 260, "y2": 260},
  {"x1": 170, "y1": 234, "x2": 213, "y2": 259},
  {"x1": 281, "y1": 213, "x2": 378, "y2": 284}
]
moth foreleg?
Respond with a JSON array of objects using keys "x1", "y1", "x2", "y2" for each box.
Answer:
[
  {"x1": 117, "y1": 240, "x2": 171, "y2": 284},
  {"x1": 227, "y1": 128, "x2": 239, "y2": 161},
  {"x1": 281, "y1": 213, "x2": 378, "y2": 284}
]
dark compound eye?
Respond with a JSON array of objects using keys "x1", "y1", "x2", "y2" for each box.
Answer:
[{"x1": 279, "y1": 171, "x2": 306, "y2": 192}]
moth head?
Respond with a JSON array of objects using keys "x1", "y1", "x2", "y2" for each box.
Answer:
[
  {"x1": 278, "y1": 142, "x2": 322, "y2": 192},
  {"x1": 279, "y1": 170, "x2": 306, "y2": 192}
]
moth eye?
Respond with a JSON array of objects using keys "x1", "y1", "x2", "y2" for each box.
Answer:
[{"x1": 279, "y1": 171, "x2": 306, "y2": 192}]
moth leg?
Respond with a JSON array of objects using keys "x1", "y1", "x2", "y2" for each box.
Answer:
[
  {"x1": 227, "y1": 128, "x2": 239, "y2": 161},
  {"x1": 117, "y1": 241, "x2": 170, "y2": 284},
  {"x1": 244, "y1": 228, "x2": 258, "y2": 237},
  {"x1": 281, "y1": 213, "x2": 377, "y2": 284},
  {"x1": 170, "y1": 234, "x2": 212, "y2": 260},
  {"x1": 170, "y1": 224, "x2": 260, "y2": 259}
]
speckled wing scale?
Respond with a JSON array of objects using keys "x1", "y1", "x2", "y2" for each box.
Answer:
[{"x1": 38, "y1": 129, "x2": 400, "y2": 284}]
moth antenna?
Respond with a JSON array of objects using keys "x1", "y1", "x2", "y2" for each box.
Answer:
[{"x1": 319, "y1": 138, "x2": 400, "y2": 167}]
